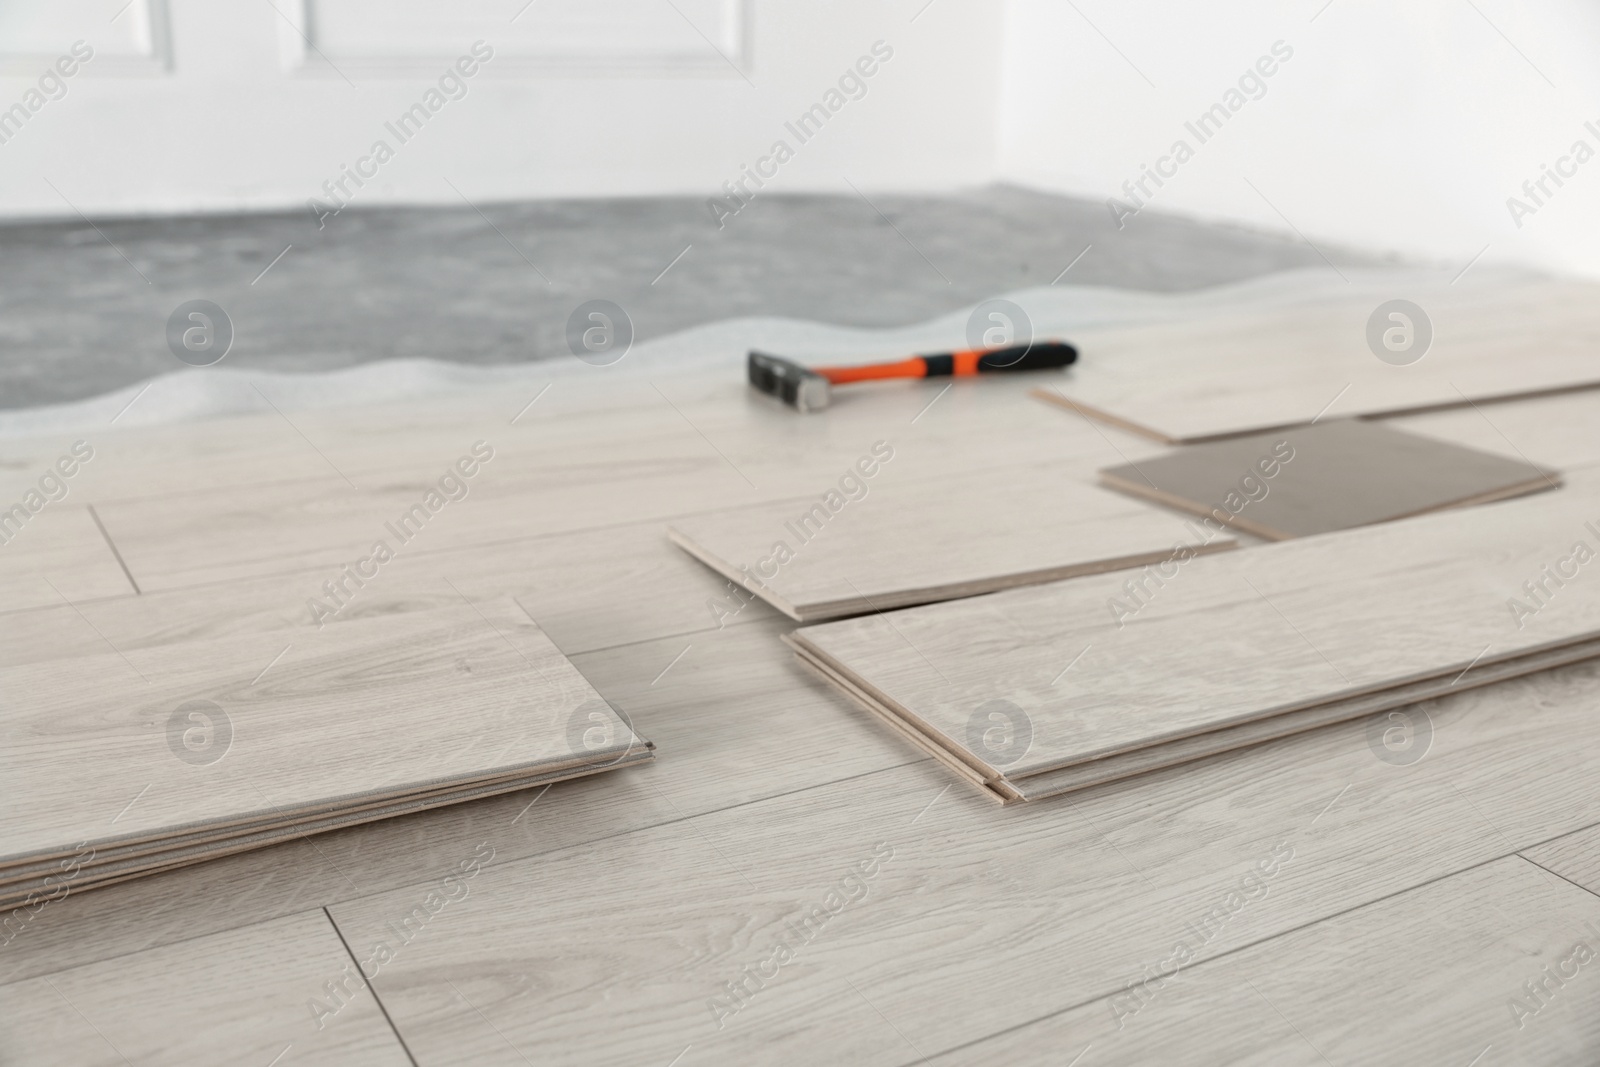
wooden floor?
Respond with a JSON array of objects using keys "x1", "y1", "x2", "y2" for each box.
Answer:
[{"x1": 4, "y1": 364, "x2": 1600, "y2": 1065}]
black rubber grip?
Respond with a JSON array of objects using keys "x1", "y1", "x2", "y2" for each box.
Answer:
[{"x1": 977, "y1": 341, "x2": 1078, "y2": 371}]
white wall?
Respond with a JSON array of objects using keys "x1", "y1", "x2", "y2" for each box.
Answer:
[
  {"x1": 0, "y1": 0, "x2": 1002, "y2": 218},
  {"x1": 5, "y1": 0, "x2": 1600, "y2": 282},
  {"x1": 995, "y1": 0, "x2": 1600, "y2": 277}
]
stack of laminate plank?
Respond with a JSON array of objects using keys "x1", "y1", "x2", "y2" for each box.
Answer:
[
  {"x1": 0, "y1": 593, "x2": 650, "y2": 907},
  {"x1": 786, "y1": 467, "x2": 1600, "y2": 802}
]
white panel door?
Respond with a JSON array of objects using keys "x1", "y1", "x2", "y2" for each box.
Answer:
[{"x1": 299, "y1": 0, "x2": 745, "y2": 72}]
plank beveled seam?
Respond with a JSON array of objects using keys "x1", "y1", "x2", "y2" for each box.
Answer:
[
  {"x1": 324, "y1": 905, "x2": 420, "y2": 1067},
  {"x1": 9, "y1": 755, "x2": 1599, "y2": 1053},
  {"x1": 63, "y1": 491, "x2": 826, "y2": 618},
  {"x1": 1516, "y1": 852, "x2": 1600, "y2": 905},
  {"x1": 307, "y1": 787, "x2": 1600, "y2": 1055},
  {"x1": 890, "y1": 847, "x2": 1600, "y2": 1067},
  {"x1": 56, "y1": 446, "x2": 1600, "y2": 637},
  {"x1": 86, "y1": 503, "x2": 140, "y2": 596}
]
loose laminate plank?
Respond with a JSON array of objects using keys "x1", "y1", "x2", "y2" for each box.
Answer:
[
  {"x1": 791, "y1": 467, "x2": 1600, "y2": 784},
  {"x1": 0, "y1": 750, "x2": 654, "y2": 909},
  {"x1": 0, "y1": 618, "x2": 914, "y2": 983},
  {"x1": 1099, "y1": 418, "x2": 1558, "y2": 541},
  {"x1": 669, "y1": 459, "x2": 1234, "y2": 621},
  {"x1": 0, "y1": 594, "x2": 647, "y2": 869},
  {"x1": 789, "y1": 630, "x2": 1600, "y2": 801},
  {"x1": 12, "y1": 624, "x2": 1600, "y2": 1055}
]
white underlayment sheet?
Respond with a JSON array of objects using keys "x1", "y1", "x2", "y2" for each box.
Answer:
[{"x1": 0, "y1": 266, "x2": 1550, "y2": 438}]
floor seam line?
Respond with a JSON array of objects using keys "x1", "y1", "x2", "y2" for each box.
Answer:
[
  {"x1": 322, "y1": 904, "x2": 420, "y2": 1067},
  {"x1": 324, "y1": 757, "x2": 935, "y2": 911},
  {"x1": 888, "y1": 843, "x2": 1552, "y2": 1067},
  {"x1": 8, "y1": 783, "x2": 1600, "y2": 1030},
  {"x1": 86, "y1": 503, "x2": 142, "y2": 596},
  {"x1": 0, "y1": 759, "x2": 929, "y2": 989},
  {"x1": 1515, "y1": 852, "x2": 1600, "y2": 903}
]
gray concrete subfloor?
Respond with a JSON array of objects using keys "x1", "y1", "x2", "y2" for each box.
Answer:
[{"x1": 0, "y1": 184, "x2": 1396, "y2": 410}]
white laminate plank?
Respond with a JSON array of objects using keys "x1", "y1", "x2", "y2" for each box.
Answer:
[
  {"x1": 789, "y1": 631, "x2": 1600, "y2": 801},
  {"x1": 1034, "y1": 276, "x2": 1600, "y2": 443},
  {"x1": 0, "y1": 909, "x2": 410, "y2": 1065},
  {"x1": 78, "y1": 370, "x2": 1162, "y2": 593},
  {"x1": 11, "y1": 626, "x2": 1600, "y2": 1057},
  {"x1": 669, "y1": 459, "x2": 1233, "y2": 621},
  {"x1": 0, "y1": 618, "x2": 915, "y2": 983},
  {"x1": 924, "y1": 855, "x2": 1600, "y2": 1066},
  {"x1": 0, "y1": 515, "x2": 785, "y2": 671},
  {"x1": 0, "y1": 750, "x2": 654, "y2": 908},
  {"x1": 0, "y1": 594, "x2": 646, "y2": 867},
  {"x1": 7, "y1": 366, "x2": 1143, "y2": 503},
  {"x1": 1385, "y1": 386, "x2": 1600, "y2": 474},
  {"x1": 315, "y1": 647, "x2": 1600, "y2": 1066},
  {"x1": 791, "y1": 468, "x2": 1600, "y2": 782},
  {"x1": 1522, "y1": 826, "x2": 1600, "y2": 897},
  {"x1": 0, "y1": 504, "x2": 136, "y2": 610}
]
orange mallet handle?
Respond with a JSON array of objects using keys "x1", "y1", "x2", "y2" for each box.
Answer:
[{"x1": 815, "y1": 342, "x2": 1077, "y2": 384}]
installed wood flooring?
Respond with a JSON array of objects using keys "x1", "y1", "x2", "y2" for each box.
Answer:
[
  {"x1": 1030, "y1": 274, "x2": 1600, "y2": 443},
  {"x1": 4, "y1": 366, "x2": 1600, "y2": 1064}
]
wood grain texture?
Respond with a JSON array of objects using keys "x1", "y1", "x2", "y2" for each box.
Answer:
[
  {"x1": 1386, "y1": 387, "x2": 1600, "y2": 474},
  {"x1": 0, "y1": 910, "x2": 410, "y2": 1065},
  {"x1": 1032, "y1": 277, "x2": 1600, "y2": 442},
  {"x1": 669, "y1": 459, "x2": 1235, "y2": 620},
  {"x1": 5, "y1": 307, "x2": 1600, "y2": 1061},
  {"x1": 319, "y1": 646, "x2": 1600, "y2": 1066},
  {"x1": 792, "y1": 467, "x2": 1600, "y2": 785},
  {"x1": 0, "y1": 618, "x2": 915, "y2": 985},
  {"x1": 1523, "y1": 825, "x2": 1600, "y2": 897},
  {"x1": 76, "y1": 372, "x2": 1164, "y2": 594},
  {"x1": 0, "y1": 514, "x2": 786, "y2": 673},
  {"x1": 13, "y1": 598, "x2": 1600, "y2": 1060},
  {"x1": 0, "y1": 504, "x2": 136, "y2": 612},
  {"x1": 790, "y1": 630, "x2": 1600, "y2": 801},
  {"x1": 1100, "y1": 418, "x2": 1558, "y2": 541},
  {"x1": 925, "y1": 856, "x2": 1600, "y2": 1066},
  {"x1": 28, "y1": 369, "x2": 1149, "y2": 501},
  {"x1": 0, "y1": 751, "x2": 654, "y2": 909},
  {"x1": 0, "y1": 592, "x2": 648, "y2": 875}
]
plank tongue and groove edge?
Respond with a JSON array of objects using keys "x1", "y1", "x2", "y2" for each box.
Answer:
[
  {"x1": 0, "y1": 592, "x2": 651, "y2": 891},
  {"x1": 667, "y1": 460, "x2": 1236, "y2": 622},
  {"x1": 1030, "y1": 276, "x2": 1600, "y2": 443},
  {"x1": 789, "y1": 467, "x2": 1600, "y2": 797}
]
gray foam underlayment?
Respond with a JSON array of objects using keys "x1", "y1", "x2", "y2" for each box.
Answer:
[{"x1": 0, "y1": 185, "x2": 1533, "y2": 439}]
